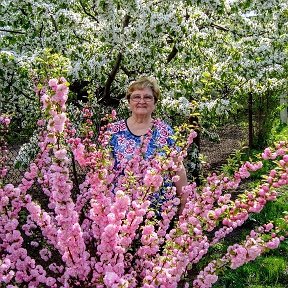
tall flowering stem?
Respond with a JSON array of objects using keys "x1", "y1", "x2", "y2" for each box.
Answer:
[{"x1": 40, "y1": 78, "x2": 91, "y2": 282}]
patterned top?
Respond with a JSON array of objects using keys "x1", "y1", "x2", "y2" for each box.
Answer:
[
  {"x1": 109, "y1": 119, "x2": 174, "y2": 168},
  {"x1": 109, "y1": 119, "x2": 175, "y2": 213}
]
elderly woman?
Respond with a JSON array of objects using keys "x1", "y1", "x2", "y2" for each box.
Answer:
[{"x1": 109, "y1": 76, "x2": 188, "y2": 213}]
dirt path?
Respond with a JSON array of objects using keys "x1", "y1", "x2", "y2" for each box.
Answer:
[{"x1": 200, "y1": 124, "x2": 247, "y2": 172}]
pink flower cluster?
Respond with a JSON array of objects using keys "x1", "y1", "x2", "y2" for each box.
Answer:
[
  {"x1": 193, "y1": 220, "x2": 287, "y2": 288},
  {"x1": 0, "y1": 115, "x2": 11, "y2": 126},
  {"x1": 1, "y1": 78, "x2": 288, "y2": 288},
  {"x1": 40, "y1": 77, "x2": 69, "y2": 137}
]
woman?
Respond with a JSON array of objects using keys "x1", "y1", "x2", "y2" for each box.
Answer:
[{"x1": 109, "y1": 76, "x2": 188, "y2": 213}]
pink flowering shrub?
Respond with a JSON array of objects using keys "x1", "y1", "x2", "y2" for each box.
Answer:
[{"x1": 0, "y1": 78, "x2": 288, "y2": 288}]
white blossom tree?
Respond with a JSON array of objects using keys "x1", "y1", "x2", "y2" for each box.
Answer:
[{"x1": 1, "y1": 0, "x2": 287, "y2": 141}]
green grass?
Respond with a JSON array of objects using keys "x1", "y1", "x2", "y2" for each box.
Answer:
[
  {"x1": 213, "y1": 250, "x2": 288, "y2": 288},
  {"x1": 247, "y1": 286, "x2": 286, "y2": 288},
  {"x1": 270, "y1": 122, "x2": 288, "y2": 143}
]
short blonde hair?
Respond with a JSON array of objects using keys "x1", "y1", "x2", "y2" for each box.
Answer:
[{"x1": 126, "y1": 76, "x2": 160, "y2": 103}]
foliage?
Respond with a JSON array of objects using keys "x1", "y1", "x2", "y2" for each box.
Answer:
[
  {"x1": 13, "y1": 132, "x2": 39, "y2": 170},
  {"x1": 0, "y1": 115, "x2": 10, "y2": 182},
  {"x1": 270, "y1": 122, "x2": 288, "y2": 143},
  {"x1": 1, "y1": 79, "x2": 288, "y2": 287},
  {"x1": 1, "y1": 0, "x2": 288, "y2": 145},
  {"x1": 221, "y1": 148, "x2": 249, "y2": 177}
]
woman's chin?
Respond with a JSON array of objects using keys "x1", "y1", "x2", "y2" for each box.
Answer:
[{"x1": 133, "y1": 109, "x2": 150, "y2": 115}]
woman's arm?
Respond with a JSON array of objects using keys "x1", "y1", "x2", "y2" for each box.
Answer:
[{"x1": 174, "y1": 162, "x2": 188, "y2": 214}]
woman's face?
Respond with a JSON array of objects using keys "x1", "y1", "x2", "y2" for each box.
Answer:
[{"x1": 128, "y1": 87, "x2": 156, "y2": 117}]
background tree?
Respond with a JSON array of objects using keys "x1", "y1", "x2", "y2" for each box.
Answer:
[{"x1": 0, "y1": 0, "x2": 287, "y2": 142}]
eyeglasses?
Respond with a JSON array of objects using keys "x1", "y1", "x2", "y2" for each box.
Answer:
[{"x1": 130, "y1": 94, "x2": 155, "y2": 103}]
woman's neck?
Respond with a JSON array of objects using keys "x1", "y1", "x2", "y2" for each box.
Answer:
[
  {"x1": 126, "y1": 115, "x2": 154, "y2": 136},
  {"x1": 128, "y1": 114, "x2": 153, "y2": 125}
]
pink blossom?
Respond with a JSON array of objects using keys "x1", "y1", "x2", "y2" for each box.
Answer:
[
  {"x1": 111, "y1": 109, "x2": 117, "y2": 119},
  {"x1": 40, "y1": 94, "x2": 50, "y2": 109},
  {"x1": 48, "y1": 78, "x2": 58, "y2": 90},
  {"x1": 54, "y1": 149, "x2": 68, "y2": 160},
  {"x1": 53, "y1": 113, "x2": 67, "y2": 133},
  {"x1": 264, "y1": 223, "x2": 274, "y2": 232},
  {"x1": 187, "y1": 130, "x2": 197, "y2": 145},
  {"x1": 146, "y1": 211, "x2": 155, "y2": 218},
  {"x1": 39, "y1": 248, "x2": 52, "y2": 261},
  {"x1": 103, "y1": 271, "x2": 120, "y2": 286},
  {"x1": 172, "y1": 175, "x2": 180, "y2": 182},
  {"x1": 247, "y1": 245, "x2": 261, "y2": 260},
  {"x1": 53, "y1": 84, "x2": 68, "y2": 105},
  {"x1": 143, "y1": 168, "x2": 163, "y2": 189},
  {"x1": 30, "y1": 241, "x2": 39, "y2": 247},
  {"x1": 46, "y1": 277, "x2": 56, "y2": 286},
  {"x1": 266, "y1": 237, "x2": 280, "y2": 249},
  {"x1": 282, "y1": 154, "x2": 288, "y2": 162},
  {"x1": 0, "y1": 115, "x2": 11, "y2": 126},
  {"x1": 142, "y1": 225, "x2": 154, "y2": 235}
]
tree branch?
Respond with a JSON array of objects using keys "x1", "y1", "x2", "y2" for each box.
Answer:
[
  {"x1": 13, "y1": 86, "x2": 35, "y2": 101},
  {"x1": 19, "y1": 7, "x2": 28, "y2": 16},
  {"x1": 73, "y1": 30, "x2": 90, "y2": 42},
  {"x1": 39, "y1": 22, "x2": 44, "y2": 48},
  {"x1": 101, "y1": 14, "x2": 131, "y2": 102},
  {"x1": 121, "y1": 65, "x2": 136, "y2": 78},
  {"x1": 103, "y1": 53, "x2": 122, "y2": 100},
  {"x1": 50, "y1": 14, "x2": 58, "y2": 33},
  {"x1": 211, "y1": 23, "x2": 229, "y2": 32},
  {"x1": 0, "y1": 79, "x2": 35, "y2": 102},
  {"x1": 0, "y1": 29, "x2": 25, "y2": 34},
  {"x1": 166, "y1": 44, "x2": 178, "y2": 63},
  {"x1": 198, "y1": 21, "x2": 231, "y2": 33},
  {"x1": 79, "y1": 0, "x2": 99, "y2": 23},
  {"x1": 122, "y1": 14, "x2": 130, "y2": 28},
  {"x1": 197, "y1": 45, "x2": 209, "y2": 60}
]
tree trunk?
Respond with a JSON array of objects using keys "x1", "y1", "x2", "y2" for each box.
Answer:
[
  {"x1": 187, "y1": 115, "x2": 201, "y2": 185},
  {"x1": 248, "y1": 92, "x2": 253, "y2": 149},
  {"x1": 280, "y1": 94, "x2": 288, "y2": 124}
]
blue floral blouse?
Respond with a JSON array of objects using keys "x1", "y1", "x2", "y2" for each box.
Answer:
[
  {"x1": 109, "y1": 119, "x2": 174, "y2": 168},
  {"x1": 109, "y1": 119, "x2": 175, "y2": 212}
]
